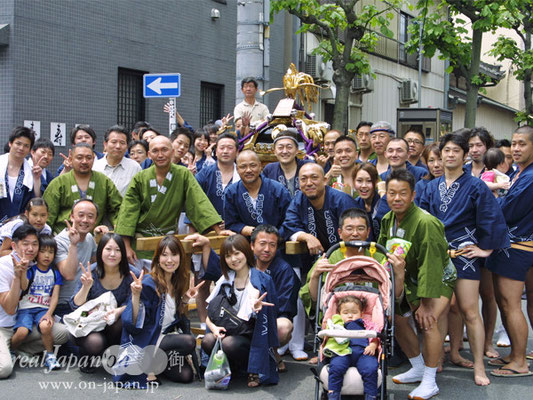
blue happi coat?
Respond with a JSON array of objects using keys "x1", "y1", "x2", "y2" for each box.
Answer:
[
  {"x1": 195, "y1": 162, "x2": 238, "y2": 216},
  {"x1": 486, "y1": 163, "x2": 533, "y2": 274},
  {"x1": 114, "y1": 275, "x2": 189, "y2": 388},
  {"x1": 262, "y1": 159, "x2": 313, "y2": 197},
  {"x1": 496, "y1": 163, "x2": 533, "y2": 243},
  {"x1": 262, "y1": 255, "x2": 300, "y2": 320},
  {"x1": 380, "y1": 161, "x2": 428, "y2": 183},
  {"x1": 281, "y1": 186, "x2": 358, "y2": 249},
  {"x1": 0, "y1": 155, "x2": 35, "y2": 223},
  {"x1": 353, "y1": 191, "x2": 389, "y2": 242},
  {"x1": 418, "y1": 171, "x2": 509, "y2": 273},
  {"x1": 224, "y1": 175, "x2": 291, "y2": 233}
]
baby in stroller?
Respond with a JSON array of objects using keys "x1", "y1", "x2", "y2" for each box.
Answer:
[
  {"x1": 314, "y1": 241, "x2": 392, "y2": 400},
  {"x1": 325, "y1": 295, "x2": 379, "y2": 400}
]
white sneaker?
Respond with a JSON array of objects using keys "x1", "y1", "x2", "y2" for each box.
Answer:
[
  {"x1": 497, "y1": 329, "x2": 511, "y2": 347},
  {"x1": 408, "y1": 383, "x2": 439, "y2": 400},
  {"x1": 392, "y1": 368, "x2": 424, "y2": 384}
]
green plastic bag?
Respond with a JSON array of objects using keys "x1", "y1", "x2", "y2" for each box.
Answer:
[{"x1": 205, "y1": 337, "x2": 231, "y2": 390}]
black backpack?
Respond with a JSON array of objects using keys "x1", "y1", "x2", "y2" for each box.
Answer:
[{"x1": 207, "y1": 283, "x2": 254, "y2": 337}]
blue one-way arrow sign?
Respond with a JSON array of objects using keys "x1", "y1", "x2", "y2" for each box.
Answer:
[{"x1": 143, "y1": 73, "x2": 181, "y2": 98}]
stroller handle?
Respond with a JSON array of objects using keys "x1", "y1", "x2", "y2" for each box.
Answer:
[{"x1": 324, "y1": 241, "x2": 388, "y2": 258}]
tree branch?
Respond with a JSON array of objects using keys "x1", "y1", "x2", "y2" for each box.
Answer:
[
  {"x1": 361, "y1": 5, "x2": 397, "y2": 36},
  {"x1": 287, "y1": 7, "x2": 340, "y2": 59},
  {"x1": 446, "y1": 0, "x2": 478, "y2": 22}
]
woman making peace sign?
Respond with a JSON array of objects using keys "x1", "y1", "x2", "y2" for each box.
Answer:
[
  {"x1": 69, "y1": 233, "x2": 140, "y2": 373},
  {"x1": 200, "y1": 234, "x2": 280, "y2": 388},
  {"x1": 118, "y1": 235, "x2": 202, "y2": 387}
]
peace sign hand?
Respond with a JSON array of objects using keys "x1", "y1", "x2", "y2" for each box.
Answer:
[
  {"x1": 184, "y1": 281, "x2": 205, "y2": 301},
  {"x1": 130, "y1": 269, "x2": 144, "y2": 298},
  {"x1": 11, "y1": 255, "x2": 29, "y2": 279},
  {"x1": 79, "y1": 262, "x2": 93, "y2": 288},
  {"x1": 221, "y1": 114, "x2": 234, "y2": 126},
  {"x1": 60, "y1": 150, "x2": 72, "y2": 172},
  {"x1": 65, "y1": 219, "x2": 80, "y2": 245},
  {"x1": 32, "y1": 157, "x2": 44, "y2": 179},
  {"x1": 252, "y1": 292, "x2": 274, "y2": 313}
]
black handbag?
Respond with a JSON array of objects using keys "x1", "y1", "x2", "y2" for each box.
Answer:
[{"x1": 207, "y1": 283, "x2": 254, "y2": 337}]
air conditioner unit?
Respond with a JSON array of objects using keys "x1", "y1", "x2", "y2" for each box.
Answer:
[
  {"x1": 400, "y1": 79, "x2": 418, "y2": 104},
  {"x1": 351, "y1": 74, "x2": 374, "y2": 93},
  {"x1": 304, "y1": 55, "x2": 332, "y2": 82}
]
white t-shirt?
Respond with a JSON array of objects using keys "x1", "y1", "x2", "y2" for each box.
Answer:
[
  {"x1": 0, "y1": 254, "x2": 17, "y2": 327},
  {"x1": 161, "y1": 293, "x2": 176, "y2": 332},
  {"x1": 54, "y1": 229, "x2": 97, "y2": 305},
  {"x1": 19, "y1": 266, "x2": 62, "y2": 310},
  {"x1": 7, "y1": 175, "x2": 17, "y2": 200}
]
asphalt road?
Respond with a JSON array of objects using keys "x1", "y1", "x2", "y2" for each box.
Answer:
[{"x1": 1, "y1": 303, "x2": 532, "y2": 400}]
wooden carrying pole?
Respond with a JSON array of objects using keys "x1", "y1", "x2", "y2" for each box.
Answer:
[{"x1": 135, "y1": 233, "x2": 227, "y2": 254}]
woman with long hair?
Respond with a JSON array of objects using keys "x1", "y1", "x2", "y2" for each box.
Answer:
[
  {"x1": 118, "y1": 235, "x2": 202, "y2": 387},
  {"x1": 70, "y1": 233, "x2": 139, "y2": 373},
  {"x1": 352, "y1": 162, "x2": 389, "y2": 241},
  {"x1": 200, "y1": 234, "x2": 279, "y2": 388}
]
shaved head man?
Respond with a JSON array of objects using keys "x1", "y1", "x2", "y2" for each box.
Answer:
[
  {"x1": 115, "y1": 132, "x2": 222, "y2": 264},
  {"x1": 225, "y1": 149, "x2": 291, "y2": 236}
]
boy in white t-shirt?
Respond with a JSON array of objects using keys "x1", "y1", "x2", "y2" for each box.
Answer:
[{"x1": 11, "y1": 234, "x2": 62, "y2": 371}]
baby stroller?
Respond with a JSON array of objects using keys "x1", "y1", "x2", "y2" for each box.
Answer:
[{"x1": 310, "y1": 241, "x2": 396, "y2": 400}]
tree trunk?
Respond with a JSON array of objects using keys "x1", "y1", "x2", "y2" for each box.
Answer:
[
  {"x1": 331, "y1": 71, "x2": 353, "y2": 132},
  {"x1": 464, "y1": 28, "x2": 483, "y2": 128}
]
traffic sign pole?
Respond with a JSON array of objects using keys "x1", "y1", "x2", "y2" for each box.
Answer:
[{"x1": 168, "y1": 98, "x2": 177, "y2": 135}]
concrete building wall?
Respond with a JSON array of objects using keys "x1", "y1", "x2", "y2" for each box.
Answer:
[
  {"x1": 0, "y1": 0, "x2": 15, "y2": 137},
  {"x1": 0, "y1": 0, "x2": 237, "y2": 160},
  {"x1": 359, "y1": 53, "x2": 446, "y2": 127},
  {"x1": 452, "y1": 104, "x2": 517, "y2": 140}
]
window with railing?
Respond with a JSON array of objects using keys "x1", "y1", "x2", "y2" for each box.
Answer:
[
  {"x1": 117, "y1": 68, "x2": 146, "y2": 131},
  {"x1": 370, "y1": 10, "x2": 431, "y2": 72},
  {"x1": 200, "y1": 82, "x2": 224, "y2": 126}
]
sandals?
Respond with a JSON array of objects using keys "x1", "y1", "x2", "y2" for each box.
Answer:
[
  {"x1": 247, "y1": 373, "x2": 260, "y2": 388},
  {"x1": 274, "y1": 352, "x2": 287, "y2": 373}
]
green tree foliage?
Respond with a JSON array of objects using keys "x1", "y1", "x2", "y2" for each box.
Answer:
[
  {"x1": 407, "y1": 0, "x2": 511, "y2": 128},
  {"x1": 488, "y1": 1, "x2": 533, "y2": 124},
  {"x1": 271, "y1": 0, "x2": 402, "y2": 132}
]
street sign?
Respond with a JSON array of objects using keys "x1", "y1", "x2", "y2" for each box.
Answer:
[{"x1": 143, "y1": 73, "x2": 181, "y2": 98}]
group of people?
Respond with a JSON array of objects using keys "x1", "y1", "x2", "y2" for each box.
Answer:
[{"x1": 0, "y1": 77, "x2": 532, "y2": 400}]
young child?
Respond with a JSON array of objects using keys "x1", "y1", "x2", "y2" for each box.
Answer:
[
  {"x1": 0, "y1": 198, "x2": 52, "y2": 256},
  {"x1": 481, "y1": 148, "x2": 511, "y2": 197},
  {"x1": 325, "y1": 296, "x2": 379, "y2": 400},
  {"x1": 11, "y1": 234, "x2": 62, "y2": 371}
]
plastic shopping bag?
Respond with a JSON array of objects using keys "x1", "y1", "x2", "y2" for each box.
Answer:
[
  {"x1": 204, "y1": 337, "x2": 231, "y2": 390},
  {"x1": 63, "y1": 291, "x2": 117, "y2": 337}
]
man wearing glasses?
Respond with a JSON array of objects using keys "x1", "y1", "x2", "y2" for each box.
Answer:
[{"x1": 404, "y1": 128, "x2": 428, "y2": 171}]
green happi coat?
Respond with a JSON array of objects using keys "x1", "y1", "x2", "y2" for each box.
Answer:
[
  {"x1": 114, "y1": 164, "x2": 222, "y2": 258},
  {"x1": 378, "y1": 203, "x2": 456, "y2": 307},
  {"x1": 43, "y1": 170, "x2": 122, "y2": 234}
]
